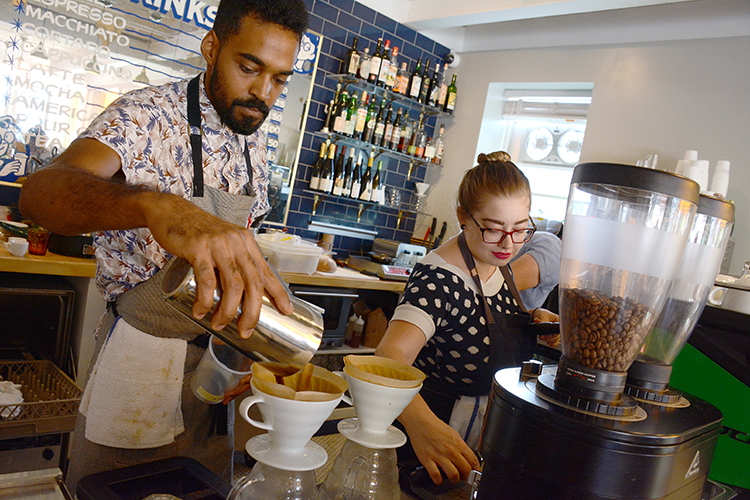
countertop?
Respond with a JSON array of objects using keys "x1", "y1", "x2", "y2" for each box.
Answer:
[{"x1": 0, "y1": 245, "x2": 405, "y2": 292}]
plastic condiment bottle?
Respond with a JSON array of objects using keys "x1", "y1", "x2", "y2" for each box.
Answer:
[{"x1": 709, "y1": 160, "x2": 730, "y2": 199}]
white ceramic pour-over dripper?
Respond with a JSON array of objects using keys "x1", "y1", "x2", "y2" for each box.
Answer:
[
  {"x1": 239, "y1": 378, "x2": 343, "y2": 470},
  {"x1": 414, "y1": 182, "x2": 430, "y2": 195},
  {"x1": 338, "y1": 371, "x2": 422, "y2": 449}
]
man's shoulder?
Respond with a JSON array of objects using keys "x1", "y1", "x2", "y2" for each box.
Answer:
[{"x1": 111, "y1": 79, "x2": 188, "y2": 117}]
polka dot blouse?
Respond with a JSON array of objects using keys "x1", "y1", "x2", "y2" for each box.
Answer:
[{"x1": 392, "y1": 253, "x2": 523, "y2": 394}]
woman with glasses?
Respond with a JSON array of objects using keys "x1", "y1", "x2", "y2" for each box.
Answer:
[{"x1": 375, "y1": 152, "x2": 559, "y2": 486}]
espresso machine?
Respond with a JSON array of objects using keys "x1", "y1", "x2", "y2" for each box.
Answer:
[{"x1": 476, "y1": 163, "x2": 731, "y2": 500}]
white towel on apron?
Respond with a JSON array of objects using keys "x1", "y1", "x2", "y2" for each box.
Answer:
[
  {"x1": 449, "y1": 395, "x2": 489, "y2": 450},
  {"x1": 80, "y1": 317, "x2": 187, "y2": 448}
]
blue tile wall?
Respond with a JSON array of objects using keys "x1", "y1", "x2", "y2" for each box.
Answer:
[{"x1": 271, "y1": 0, "x2": 451, "y2": 258}]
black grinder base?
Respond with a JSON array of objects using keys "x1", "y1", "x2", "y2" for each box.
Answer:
[{"x1": 476, "y1": 366, "x2": 723, "y2": 500}]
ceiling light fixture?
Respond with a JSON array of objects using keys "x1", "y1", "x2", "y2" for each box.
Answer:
[
  {"x1": 84, "y1": 54, "x2": 102, "y2": 74},
  {"x1": 134, "y1": 67, "x2": 150, "y2": 85}
]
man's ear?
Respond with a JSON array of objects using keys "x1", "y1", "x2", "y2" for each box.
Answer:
[{"x1": 201, "y1": 30, "x2": 220, "y2": 67}]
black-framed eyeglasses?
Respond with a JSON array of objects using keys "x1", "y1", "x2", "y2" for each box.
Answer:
[{"x1": 468, "y1": 213, "x2": 536, "y2": 244}]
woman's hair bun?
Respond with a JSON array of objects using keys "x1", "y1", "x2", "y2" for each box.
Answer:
[{"x1": 477, "y1": 151, "x2": 512, "y2": 164}]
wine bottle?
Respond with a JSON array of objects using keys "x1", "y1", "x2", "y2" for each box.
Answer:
[
  {"x1": 345, "y1": 92, "x2": 358, "y2": 137},
  {"x1": 372, "y1": 98, "x2": 387, "y2": 146},
  {"x1": 426, "y1": 61, "x2": 440, "y2": 107},
  {"x1": 386, "y1": 46, "x2": 399, "y2": 90},
  {"x1": 350, "y1": 154, "x2": 362, "y2": 199},
  {"x1": 389, "y1": 108, "x2": 403, "y2": 151},
  {"x1": 368, "y1": 38, "x2": 383, "y2": 85},
  {"x1": 342, "y1": 147, "x2": 355, "y2": 197},
  {"x1": 332, "y1": 91, "x2": 349, "y2": 135},
  {"x1": 332, "y1": 145, "x2": 346, "y2": 196},
  {"x1": 309, "y1": 139, "x2": 329, "y2": 191},
  {"x1": 319, "y1": 143, "x2": 337, "y2": 194},
  {"x1": 432, "y1": 124, "x2": 445, "y2": 164},
  {"x1": 408, "y1": 57, "x2": 423, "y2": 100},
  {"x1": 343, "y1": 37, "x2": 360, "y2": 76},
  {"x1": 353, "y1": 91, "x2": 368, "y2": 141},
  {"x1": 363, "y1": 96, "x2": 378, "y2": 144},
  {"x1": 377, "y1": 40, "x2": 391, "y2": 88},
  {"x1": 325, "y1": 83, "x2": 341, "y2": 132},
  {"x1": 437, "y1": 63, "x2": 449, "y2": 108},
  {"x1": 381, "y1": 105, "x2": 394, "y2": 148},
  {"x1": 444, "y1": 74, "x2": 458, "y2": 114},
  {"x1": 407, "y1": 114, "x2": 423, "y2": 156},
  {"x1": 371, "y1": 160, "x2": 383, "y2": 204},
  {"x1": 418, "y1": 59, "x2": 431, "y2": 104},
  {"x1": 357, "y1": 46, "x2": 371, "y2": 80},
  {"x1": 359, "y1": 151, "x2": 374, "y2": 201}
]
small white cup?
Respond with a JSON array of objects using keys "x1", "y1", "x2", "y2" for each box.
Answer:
[
  {"x1": 191, "y1": 335, "x2": 253, "y2": 404},
  {"x1": 5, "y1": 237, "x2": 28, "y2": 257}
]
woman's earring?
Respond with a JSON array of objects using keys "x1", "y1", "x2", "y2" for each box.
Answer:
[{"x1": 460, "y1": 224, "x2": 466, "y2": 230}]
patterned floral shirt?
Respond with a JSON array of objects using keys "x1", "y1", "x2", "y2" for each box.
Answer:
[{"x1": 81, "y1": 74, "x2": 270, "y2": 301}]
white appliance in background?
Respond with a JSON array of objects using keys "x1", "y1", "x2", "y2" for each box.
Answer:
[{"x1": 371, "y1": 239, "x2": 426, "y2": 268}]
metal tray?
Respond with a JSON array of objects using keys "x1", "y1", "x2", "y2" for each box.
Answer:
[{"x1": 0, "y1": 360, "x2": 82, "y2": 439}]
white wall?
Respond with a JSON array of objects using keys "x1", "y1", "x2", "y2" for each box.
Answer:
[{"x1": 424, "y1": 35, "x2": 750, "y2": 275}]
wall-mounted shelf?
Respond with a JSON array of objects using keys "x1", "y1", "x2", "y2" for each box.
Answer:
[
  {"x1": 313, "y1": 131, "x2": 440, "y2": 179},
  {"x1": 326, "y1": 73, "x2": 454, "y2": 119},
  {"x1": 304, "y1": 189, "x2": 431, "y2": 229}
]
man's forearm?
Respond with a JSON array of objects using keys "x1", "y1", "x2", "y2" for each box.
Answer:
[{"x1": 19, "y1": 166, "x2": 169, "y2": 236}]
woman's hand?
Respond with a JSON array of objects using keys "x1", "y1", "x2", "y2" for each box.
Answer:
[
  {"x1": 402, "y1": 406, "x2": 480, "y2": 485},
  {"x1": 532, "y1": 308, "x2": 560, "y2": 347}
]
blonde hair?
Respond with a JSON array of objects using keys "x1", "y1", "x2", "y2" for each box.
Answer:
[{"x1": 457, "y1": 151, "x2": 531, "y2": 215}]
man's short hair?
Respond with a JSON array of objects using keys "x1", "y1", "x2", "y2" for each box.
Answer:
[{"x1": 213, "y1": 0, "x2": 309, "y2": 42}]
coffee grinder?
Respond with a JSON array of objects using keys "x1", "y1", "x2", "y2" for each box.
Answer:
[
  {"x1": 476, "y1": 163, "x2": 725, "y2": 500},
  {"x1": 626, "y1": 194, "x2": 735, "y2": 402}
]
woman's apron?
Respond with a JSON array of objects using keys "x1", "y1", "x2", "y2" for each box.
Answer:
[
  {"x1": 397, "y1": 232, "x2": 532, "y2": 463},
  {"x1": 66, "y1": 75, "x2": 262, "y2": 491}
]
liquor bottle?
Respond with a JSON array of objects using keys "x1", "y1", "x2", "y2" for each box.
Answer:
[
  {"x1": 414, "y1": 118, "x2": 427, "y2": 159},
  {"x1": 424, "y1": 136, "x2": 436, "y2": 163},
  {"x1": 363, "y1": 96, "x2": 378, "y2": 143},
  {"x1": 418, "y1": 59, "x2": 431, "y2": 104},
  {"x1": 368, "y1": 38, "x2": 383, "y2": 85},
  {"x1": 377, "y1": 40, "x2": 391, "y2": 88},
  {"x1": 408, "y1": 114, "x2": 424, "y2": 156},
  {"x1": 437, "y1": 63, "x2": 449, "y2": 108},
  {"x1": 381, "y1": 105, "x2": 394, "y2": 148},
  {"x1": 342, "y1": 147, "x2": 355, "y2": 197},
  {"x1": 357, "y1": 46, "x2": 371, "y2": 80},
  {"x1": 332, "y1": 91, "x2": 349, "y2": 135},
  {"x1": 332, "y1": 145, "x2": 346, "y2": 196},
  {"x1": 432, "y1": 124, "x2": 445, "y2": 164},
  {"x1": 408, "y1": 57, "x2": 422, "y2": 100},
  {"x1": 386, "y1": 46, "x2": 399, "y2": 90},
  {"x1": 398, "y1": 118, "x2": 413, "y2": 154},
  {"x1": 426, "y1": 61, "x2": 440, "y2": 107},
  {"x1": 350, "y1": 154, "x2": 362, "y2": 199},
  {"x1": 309, "y1": 139, "x2": 329, "y2": 190},
  {"x1": 444, "y1": 74, "x2": 458, "y2": 114},
  {"x1": 343, "y1": 37, "x2": 360, "y2": 76},
  {"x1": 371, "y1": 160, "x2": 384, "y2": 204},
  {"x1": 359, "y1": 151, "x2": 374, "y2": 201},
  {"x1": 345, "y1": 92, "x2": 358, "y2": 137},
  {"x1": 372, "y1": 98, "x2": 387, "y2": 146},
  {"x1": 319, "y1": 143, "x2": 337, "y2": 194},
  {"x1": 396, "y1": 62, "x2": 409, "y2": 95},
  {"x1": 353, "y1": 91, "x2": 369, "y2": 141},
  {"x1": 388, "y1": 108, "x2": 403, "y2": 150}
]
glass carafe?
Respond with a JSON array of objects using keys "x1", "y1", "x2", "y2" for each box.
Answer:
[
  {"x1": 228, "y1": 461, "x2": 318, "y2": 500},
  {"x1": 318, "y1": 440, "x2": 399, "y2": 500}
]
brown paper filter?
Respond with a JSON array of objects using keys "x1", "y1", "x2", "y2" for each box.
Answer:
[
  {"x1": 253, "y1": 362, "x2": 348, "y2": 401},
  {"x1": 343, "y1": 355, "x2": 426, "y2": 388}
]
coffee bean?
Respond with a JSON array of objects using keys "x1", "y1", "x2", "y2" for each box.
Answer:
[{"x1": 561, "y1": 288, "x2": 653, "y2": 372}]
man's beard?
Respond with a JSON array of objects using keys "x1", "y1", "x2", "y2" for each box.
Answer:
[{"x1": 208, "y1": 70, "x2": 271, "y2": 135}]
